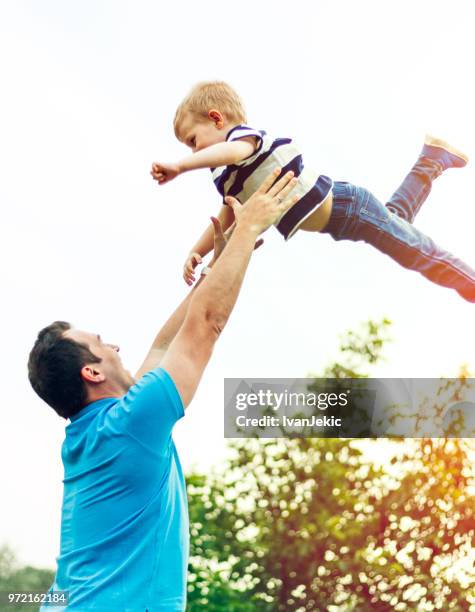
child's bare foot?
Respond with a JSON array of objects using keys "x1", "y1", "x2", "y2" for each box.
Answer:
[{"x1": 422, "y1": 135, "x2": 469, "y2": 169}]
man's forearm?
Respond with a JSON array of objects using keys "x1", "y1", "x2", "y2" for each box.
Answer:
[
  {"x1": 134, "y1": 276, "x2": 205, "y2": 379},
  {"x1": 149, "y1": 288, "x2": 197, "y2": 351},
  {"x1": 189, "y1": 224, "x2": 258, "y2": 334},
  {"x1": 178, "y1": 140, "x2": 254, "y2": 173},
  {"x1": 135, "y1": 221, "x2": 234, "y2": 380}
]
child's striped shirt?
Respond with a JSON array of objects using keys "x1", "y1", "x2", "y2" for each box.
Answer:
[{"x1": 211, "y1": 124, "x2": 332, "y2": 240}]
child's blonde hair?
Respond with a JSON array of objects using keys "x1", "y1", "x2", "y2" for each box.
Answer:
[{"x1": 174, "y1": 81, "x2": 247, "y2": 138}]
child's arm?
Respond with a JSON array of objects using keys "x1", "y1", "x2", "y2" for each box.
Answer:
[
  {"x1": 183, "y1": 203, "x2": 235, "y2": 285},
  {"x1": 151, "y1": 137, "x2": 258, "y2": 185}
]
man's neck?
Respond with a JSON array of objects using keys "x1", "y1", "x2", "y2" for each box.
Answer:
[{"x1": 86, "y1": 382, "x2": 131, "y2": 404}]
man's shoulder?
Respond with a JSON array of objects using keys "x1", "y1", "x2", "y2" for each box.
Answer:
[
  {"x1": 104, "y1": 368, "x2": 184, "y2": 446},
  {"x1": 122, "y1": 367, "x2": 183, "y2": 412}
]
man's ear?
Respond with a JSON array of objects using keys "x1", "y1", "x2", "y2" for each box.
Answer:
[
  {"x1": 80, "y1": 364, "x2": 105, "y2": 384},
  {"x1": 208, "y1": 109, "x2": 225, "y2": 129}
]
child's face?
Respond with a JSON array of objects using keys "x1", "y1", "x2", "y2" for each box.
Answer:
[{"x1": 178, "y1": 113, "x2": 227, "y2": 153}]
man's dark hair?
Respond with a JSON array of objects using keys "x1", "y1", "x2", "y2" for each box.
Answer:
[{"x1": 28, "y1": 321, "x2": 102, "y2": 419}]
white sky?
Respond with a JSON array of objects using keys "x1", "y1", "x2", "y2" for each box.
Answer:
[{"x1": 1, "y1": 0, "x2": 474, "y2": 568}]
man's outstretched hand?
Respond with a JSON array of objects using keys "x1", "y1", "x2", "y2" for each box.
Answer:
[
  {"x1": 224, "y1": 168, "x2": 298, "y2": 236},
  {"x1": 183, "y1": 219, "x2": 264, "y2": 286},
  {"x1": 209, "y1": 218, "x2": 264, "y2": 262},
  {"x1": 182, "y1": 168, "x2": 297, "y2": 286}
]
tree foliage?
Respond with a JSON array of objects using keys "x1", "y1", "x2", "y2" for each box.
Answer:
[
  {"x1": 187, "y1": 319, "x2": 475, "y2": 610},
  {"x1": 0, "y1": 546, "x2": 54, "y2": 611}
]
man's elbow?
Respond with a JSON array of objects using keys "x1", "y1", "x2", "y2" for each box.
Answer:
[
  {"x1": 186, "y1": 308, "x2": 227, "y2": 345},
  {"x1": 204, "y1": 309, "x2": 228, "y2": 338}
]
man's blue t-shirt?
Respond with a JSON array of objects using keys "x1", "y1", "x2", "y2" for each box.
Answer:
[{"x1": 42, "y1": 368, "x2": 188, "y2": 611}]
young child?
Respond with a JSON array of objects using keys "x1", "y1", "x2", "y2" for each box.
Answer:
[{"x1": 151, "y1": 81, "x2": 475, "y2": 302}]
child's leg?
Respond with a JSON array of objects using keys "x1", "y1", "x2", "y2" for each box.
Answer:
[
  {"x1": 322, "y1": 182, "x2": 475, "y2": 302},
  {"x1": 385, "y1": 136, "x2": 468, "y2": 223}
]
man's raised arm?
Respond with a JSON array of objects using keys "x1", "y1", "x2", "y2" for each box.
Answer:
[
  {"x1": 134, "y1": 214, "x2": 242, "y2": 380},
  {"x1": 160, "y1": 169, "x2": 298, "y2": 407}
]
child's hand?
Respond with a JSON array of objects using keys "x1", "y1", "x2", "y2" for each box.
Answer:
[
  {"x1": 150, "y1": 161, "x2": 181, "y2": 185},
  {"x1": 183, "y1": 252, "x2": 202, "y2": 286}
]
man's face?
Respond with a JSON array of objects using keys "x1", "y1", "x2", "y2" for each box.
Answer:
[
  {"x1": 178, "y1": 112, "x2": 227, "y2": 153},
  {"x1": 64, "y1": 329, "x2": 135, "y2": 393}
]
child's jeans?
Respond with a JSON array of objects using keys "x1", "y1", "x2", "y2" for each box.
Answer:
[{"x1": 321, "y1": 155, "x2": 475, "y2": 302}]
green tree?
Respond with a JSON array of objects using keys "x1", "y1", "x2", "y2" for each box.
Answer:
[
  {"x1": 186, "y1": 320, "x2": 475, "y2": 610},
  {"x1": 364, "y1": 438, "x2": 475, "y2": 610},
  {"x1": 0, "y1": 546, "x2": 54, "y2": 612}
]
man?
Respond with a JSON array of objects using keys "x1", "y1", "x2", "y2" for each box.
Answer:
[{"x1": 28, "y1": 169, "x2": 297, "y2": 611}]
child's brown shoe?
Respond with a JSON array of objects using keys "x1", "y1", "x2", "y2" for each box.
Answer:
[{"x1": 422, "y1": 135, "x2": 469, "y2": 169}]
